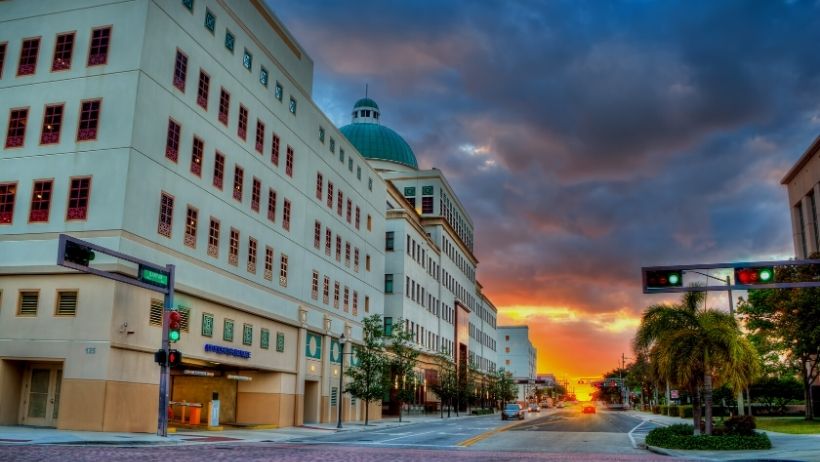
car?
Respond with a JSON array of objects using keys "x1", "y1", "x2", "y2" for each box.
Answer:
[
  {"x1": 501, "y1": 403, "x2": 525, "y2": 420},
  {"x1": 582, "y1": 404, "x2": 596, "y2": 414},
  {"x1": 528, "y1": 403, "x2": 540, "y2": 413}
]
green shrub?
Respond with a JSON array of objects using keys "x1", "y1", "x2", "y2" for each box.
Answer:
[
  {"x1": 659, "y1": 405, "x2": 668, "y2": 415},
  {"x1": 678, "y1": 405, "x2": 693, "y2": 418},
  {"x1": 667, "y1": 405, "x2": 679, "y2": 417},
  {"x1": 470, "y1": 408, "x2": 494, "y2": 415},
  {"x1": 646, "y1": 424, "x2": 771, "y2": 450},
  {"x1": 723, "y1": 416, "x2": 756, "y2": 436}
]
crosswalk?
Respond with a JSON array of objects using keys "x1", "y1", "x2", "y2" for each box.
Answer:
[{"x1": 627, "y1": 419, "x2": 662, "y2": 449}]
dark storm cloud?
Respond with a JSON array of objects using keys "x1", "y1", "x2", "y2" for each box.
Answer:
[{"x1": 271, "y1": 0, "x2": 820, "y2": 315}]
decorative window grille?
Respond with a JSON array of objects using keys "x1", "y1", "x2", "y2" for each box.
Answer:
[
  {"x1": 202, "y1": 313, "x2": 214, "y2": 337},
  {"x1": 224, "y1": 30, "x2": 234, "y2": 51},
  {"x1": 242, "y1": 49, "x2": 252, "y2": 70},
  {"x1": 158, "y1": 193, "x2": 174, "y2": 237},
  {"x1": 261, "y1": 328, "x2": 270, "y2": 349},
  {"x1": 223, "y1": 319, "x2": 234, "y2": 342},
  {"x1": 243, "y1": 324, "x2": 252, "y2": 345},
  {"x1": 274, "y1": 81, "x2": 283, "y2": 101},
  {"x1": 205, "y1": 10, "x2": 216, "y2": 33},
  {"x1": 279, "y1": 254, "x2": 288, "y2": 287}
]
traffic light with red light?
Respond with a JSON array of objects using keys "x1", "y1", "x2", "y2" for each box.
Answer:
[
  {"x1": 168, "y1": 310, "x2": 182, "y2": 343},
  {"x1": 734, "y1": 267, "x2": 774, "y2": 285},
  {"x1": 645, "y1": 270, "x2": 683, "y2": 289},
  {"x1": 168, "y1": 349, "x2": 183, "y2": 368},
  {"x1": 63, "y1": 240, "x2": 96, "y2": 267}
]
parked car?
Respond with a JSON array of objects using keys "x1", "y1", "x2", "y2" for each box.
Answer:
[
  {"x1": 501, "y1": 403, "x2": 525, "y2": 420},
  {"x1": 528, "y1": 403, "x2": 540, "y2": 413},
  {"x1": 582, "y1": 404, "x2": 596, "y2": 414}
]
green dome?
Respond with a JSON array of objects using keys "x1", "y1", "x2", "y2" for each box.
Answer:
[
  {"x1": 353, "y1": 98, "x2": 379, "y2": 110},
  {"x1": 341, "y1": 123, "x2": 418, "y2": 169}
]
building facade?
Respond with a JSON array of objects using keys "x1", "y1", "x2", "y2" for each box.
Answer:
[
  {"x1": 0, "y1": 0, "x2": 385, "y2": 432},
  {"x1": 497, "y1": 326, "x2": 536, "y2": 401}
]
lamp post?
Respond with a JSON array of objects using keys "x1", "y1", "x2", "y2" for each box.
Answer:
[{"x1": 337, "y1": 333, "x2": 346, "y2": 429}]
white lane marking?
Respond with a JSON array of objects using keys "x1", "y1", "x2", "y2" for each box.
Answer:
[
  {"x1": 288, "y1": 440, "x2": 460, "y2": 448},
  {"x1": 627, "y1": 419, "x2": 662, "y2": 449},
  {"x1": 376, "y1": 429, "x2": 437, "y2": 443}
]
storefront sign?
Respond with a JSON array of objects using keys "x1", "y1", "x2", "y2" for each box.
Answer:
[{"x1": 204, "y1": 343, "x2": 251, "y2": 359}]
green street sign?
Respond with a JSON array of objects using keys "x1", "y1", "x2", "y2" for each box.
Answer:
[{"x1": 139, "y1": 266, "x2": 169, "y2": 288}]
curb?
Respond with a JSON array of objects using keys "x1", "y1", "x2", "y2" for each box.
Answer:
[{"x1": 645, "y1": 445, "x2": 674, "y2": 457}]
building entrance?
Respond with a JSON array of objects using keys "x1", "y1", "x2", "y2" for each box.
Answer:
[{"x1": 20, "y1": 363, "x2": 62, "y2": 427}]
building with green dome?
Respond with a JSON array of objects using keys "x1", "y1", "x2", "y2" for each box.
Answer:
[{"x1": 340, "y1": 98, "x2": 418, "y2": 171}]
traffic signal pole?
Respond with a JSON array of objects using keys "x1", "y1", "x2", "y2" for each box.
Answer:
[{"x1": 157, "y1": 264, "x2": 175, "y2": 437}]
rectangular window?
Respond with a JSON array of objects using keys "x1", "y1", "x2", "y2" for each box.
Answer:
[
  {"x1": 255, "y1": 119, "x2": 265, "y2": 153},
  {"x1": 247, "y1": 237, "x2": 257, "y2": 273},
  {"x1": 66, "y1": 177, "x2": 90, "y2": 220},
  {"x1": 313, "y1": 221, "x2": 321, "y2": 249},
  {"x1": 267, "y1": 188, "x2": 276, "y2": 222},
  {"x1": 337, "y1": 190, "x2": 343, "y2": 216},
  {"x1": 18, "y1": 291, "x2": 39, "y2": 316},
  {"x1": 365, "y1": 295, "x2": 369, "y2": 313},
  {"x1": 223, "y1": 319, "x2": 234, "y2": 342},
  {"x1": 311, "y1": 270, "x2": 319, "y2": 300},
  {"x1": 276, "y1": 332, "x2": 285, "y2": 352},
  {"x1": 77, "y1": 99, "x2": 101, "y2": 141},
  {"x1": 52, "y1": 32, "x2": 75, "y2": 71},
  {"x1": 345, "y1": 242, "x2": 351, "y2": 267},
  {"x1": 319, "y1": 127, "x2": 325, "y2": 143},
  {"x1": 260, "y1": 67, "x2": 268, "y2": 86},
  {"x1": 190, "y1": 136, "x2": 203, "y2": 176},
  {"x1": 233, "y1": 166, "x2": 243, "y2": 201},
  {"x1": 315, "y1": 172, "x2": 323, "y2": 200},
  {"x1": 0, "y1": 183, "x2": 17, "y2": 225},
  {"x1": 218, "y1": 88, "x2": 230, "y2": 125},
  {"x1": 213, "y1": 151, "x2": 224, "y2": 189},
  {"x1": 352, "y1": 291, "x2": 358, "y2": 316},
  {"x1": 87, "y1": 26, "x2": 111, "y2": 66},
  {"x1": 367, "y1": 214, "x2": 372, "y2": 231},
  {"x1": 285, "y1": 146, "x2": 294, "y2": 177},
  {"x1": 354, "y1": 248, "x2": 360, "y2": 272},
  {"x1": 385, "y1": 231, "x2": 394, "y2": 251},
  {"x1": 238, "y1": 105, "x2": 248, "y2": 140},
  {"x1": 366, "y1": 254, "x2": 371, "y2": 271},
  {"x1": 247, "y1": 178, "x2": 260, "y2": 212},
  {"x1": 289, "y1": 96, "x2": 297, "y2": 114},
  {"x1": 333, "y1": 282, "x2": 340, "y2": 308},
  {"x1": 325, "y1": 229, "x2": 332, "y2": 256},
  {"x1": 329, "y1": 137, "x2": 335, "y2": 153},
  {"x1": 158, "y1": 193, "x2": 174, "y2": 237},
  {"x1": 184, "y1": 206, "x2": 197, "y2": 248},
  {"x1": 40, "y1": 104, "x2": 64, "y2": 145},
  {"x1": 384, "y1": 317, "x2": 393, "y2": 336},
  {"x1": 0, "y1": 43, "x2": 6, "y2": 78},
  {"x1": 348, "y1": 157, "x2": 353, "y2": 172},
  {"x1": 346, "y1": 199, "x2": 352, "y2": 223},
  {"x1": 173, "y1": 49, "x2": 187, "y2": 91},
  {"x1": 224, "y1": 30, "x2": 234, "y2": 51},
  {"x1": 264, "y1": 246, "x2": 273, "y2": 280},
  {"x1": 335, "y1": 236, "x2": 342, "y2": 262},
  {"x1": 242, "y1": 49, "x2": 252, "y2": 70},
  {"x1": 54, "y1": 290, "x2": 78, "y2": 316},
  {"x1": 165, "y1": 119, "x2": 180, "y2": 162},
  {"x1": 422, "y1": 196, "x2": 434, "y2": 214},
  {"x1": 271, "y1": 133, "x2": 280, "y2": 165},
  {"x1": 6, "y1": 108, "x2": 28, "y2": 148},
  {"x1": 208, "y1": 218, "x2": 219, "y2": 257},
  {"x1": 339, "y1": 149, "x2": 345, "y2": 163},
  {"x1": 323, "y1": 276, "x2": 330, "y2": 304},
  {"x1": 29, "y1": 180, "x2": 53, "y2": 223},
  {"x1": 283, "y1": 199, "x2": 291, "y2": 231},
  {"x1": 202, "y1": 313, "x2": 214, "y2": 337},
  {"x1": 355, "y1": 207, "x2": 360, "y2": 230},
  {"x1": 343, "y1": 286, "x2": 349, "y2": 312},
  {"x1": 229, "y1": 228, "x2": 239, "y2": 266},
  {"x1": 279, "y1": 254, "x2": 288, "y2": 287},
  {"x1": 205, "y1": 9, "x2": 216, "y2": 33},
  {"x1": 327, "y1": 182, "x2": 334, "y2": 208},
  {"x1": 197, "y1": 69, "x2": 209, "y2": 109},
  {"x1": 357, "y1": 166, "x2": 361, "y2": 180},
  {"x1": 18, "y1": 38, "x2": 40, "y2": 76},
  {"x1": 149, "y1": 299, "x2": 162, "y2": 326},
  {"x1": 260, "y1": 328, "x2": 270, "y2": 349},
  {"x1": 385, "y1": 274, "x2": 394, "y2": 293},
  {"x1": 275, "y1": 81, "x2": 283, "y2": 101}
]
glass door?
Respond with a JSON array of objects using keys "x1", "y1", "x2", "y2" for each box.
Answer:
[{"x1": 22, "y1": 365, "x2": 62, "y2": 427}]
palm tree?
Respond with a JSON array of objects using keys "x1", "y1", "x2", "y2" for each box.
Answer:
[{"x1": 634, "y1": 290, "x2": 759, "y2": 435}]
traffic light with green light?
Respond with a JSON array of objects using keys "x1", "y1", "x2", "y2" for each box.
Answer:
[
  {"x1": 168, "y1": 310, "x2": 182, "y2": 343},
  {"x1": 645, "y1": 270, "x2": 683, "y2": 289},
  {"x1": 734, "y1": 267, "x2": 774, "y2": 285},
  {"x1": 63, "y1": 241, "x2": 95, "y2": 267}
]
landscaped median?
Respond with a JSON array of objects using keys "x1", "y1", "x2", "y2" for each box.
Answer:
[{"x1": 646, "y1": 422, "x2": 771, "y2": 451}]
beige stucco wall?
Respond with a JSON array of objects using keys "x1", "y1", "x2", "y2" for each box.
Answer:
[{"x1": 0, "y1": 361, "x2": 24, "y2": 425}]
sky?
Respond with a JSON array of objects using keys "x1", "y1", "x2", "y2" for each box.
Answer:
[{"x1": 270, "y1": 0, "x2": 820, "y2": 381}]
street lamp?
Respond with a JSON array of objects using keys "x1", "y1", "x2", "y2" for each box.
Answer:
[{"x1": 337, "y1": 333, "x2": 346, "y2": 429}]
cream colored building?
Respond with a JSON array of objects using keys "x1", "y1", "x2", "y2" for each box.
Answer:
[
  {"x1": 0, "y1": 0, "x2": 384, "y2": 431},
  {"x1": 782, "y1": 135, "x2": 820, "y2": 259}
]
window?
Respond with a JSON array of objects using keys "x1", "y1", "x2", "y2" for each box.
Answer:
[
  {"x1": 149, "y1": 299, "x2": 162, "y2": 325},
  {"x1": 323, "y1": 276, "x2": 330, "y2": 304},
  {"x1": 346, "y1": 199, "x2": 352, "y2": 223},
  {"x1": 327, "y1": 182, "x2": 334, "y2": 208},
  {"x1": 329, "y1": 138, "x2": 335, "y2": 153},
  {"x1": 348, "y1": 158, "x2": 353, "y2": 172},
  {"x1": 368, "y1": 177, "x2": 373, "y2": 191},
  {"x1": 367, "y1": 214, "x2": 372, "y2": 231},
  {"x1": 337, "y1": 190, "x2": 343, "y2": 216},
  {"x1": 355, "y1": 207, "x2": 360, "y2": 229},
  {"x1": 283, "y1": 199, "x2": 291, "y2": 231},
  {"x1": 87, "y1": 26, "x2": 111, "y2": 66},
  {"x1": 40, "y1": 104, "x2": 64, "y2": 145},
  {"x1": 357, "y1": 166, "x2": 361, "y2": 180},
  {"x1": 267, "y1": 188, "x2": 276, "y2": 222},
  {"x1": 274, "y1": 81, "x2": 283, "y2": 101},
  {"x1": 54, "y1": 290, "x2": 78, "y2": 316},
  {"x1": 164, "y1": 119, "x2": 180, "y2": 161},
  {"x1": 208, "y1": 218, "x2": 219, "y2": 257},
  {"x1": 385, "y1": 274, "x2": 394, "y2": 293},
  {"x1": 354, "y1": 248, "x2": 359, "y2": 272},
  {"x1": 251, "y1": 178, "x2": 261, "y2": 212},
  {"x1": 182, "y1": 0, "x2": 194, "y2": 12},
  {"x1": 238, "y1": 105, "x2": 248, "y2": 140},
  {"x1": 254, "y1": 120, "x2": 265, "y2": 153},
  {"x1": 335, "y1": 236, "x2": 341, "y2": 262},
  {"x1": 52, "y1": 32, "x2": 75, "y2": 71},
  {"x1": 365, "y1": 295, "x2": 369, "y2": 313},
  {"x1": 197, "y1": 70, "x2": 209, "y2": 109},
  {"x1": 264, "y1": 246, "x2": 273, "y2": 280},
  {"x1": 276, "y1": 331, "x2": 285, "y2": 352},
  {"x1": 18, "y1": 38, "x2": 40, "y2": 76},
  {"x1": 311, "y1": 271, "x2": 319, "y2": 300},
  {"x1": 158, "y1": 193, "x2": 174, "y2": 237},
  {"x1": 345, "y1": 242, "x2": 351, "y2": 267},
  {"x1": 202, "y1": 313, "x2": 214, "y2": 337},
  {"x1": 242, "y1": 49, "x2": 252, "y2": 70},
  {"x1": 29, "y1": 180, "x2": 53, "y2": 223},
  {"x1": 339, "y1": 149, "x2": 345, "y2": 163},
  {"x1": 366, "y1": 254, "x2": 371, "y2": 271},
  {"x1": 223, "y1": 319, "x2": 234, "y2": 342},
  {"x1": 333, "y1": 282, "x2": 340, "y2": 308},
  {"x1": 77, "y1": 99, "x2": 101, "y2": 141},
  {"x1": 385, "y1": 231, "x2": 394, "y2": 251},
  {"x1": 18, "y1": 291, "x2": 39, "y2": 316},
  {"x1": 422, "y1": 196, "x2": 434, "y2": 214},
  {"x1": 190, "y1": 136, "x2": 203, "y2": 176},
  {"x1": 325, "y1": 229, "x2": 331, "y2": 256},
  {"x1": 0, "y1": 43, "x2": 6, "y2": 78},
  {"x1": 285, "y1": 146, "x2": 294, "y2": 177},
  {"x1": 315, "y1": 172, "x2": 323, "y2": 200},
  {"x1": 213, "y1": 151, "x2": 224, "y2": 189},
  {"x1": 184, "y1": 206, "x2": 197, "y2": 247},
  {"x1": 229, "y1": 228, "x2": 239, "y2": 266},
  {"x1": 218, "y1": 88, "x2": 229, "y2": 124},
  {"x1": 384, "y1": 317, "x2": 393, "y2": 336},
  {"x1": 259, "y1": 67, "x2": 268, "y2": 86},
  {"x1": 247, "y1": 237, "x2": 257, "y2": 273},
  {"x1": 319, "y1": 127, "x2": 325, "y2": 143},
  {"x1": 279, "y1": 254, "x2": 288, "y2": 287},
  {"x1": 289, "y1": 96, "x2": 296, "y2": 114},
  {"x1": 260, "y1": 328, "x2": 270, "y2": 349},
  {"x1": 352, "y1": 292, "x2": 359, "y2": 316},
  {"x1": 5, "y1": 108, "x2": 28, "y2": 148},
  {"x1": 66, "y1": 177, "x2": 90, "y2": 220},
  {"x1": 233, "y1": 165, "x2": 243, "y2": 201},
  {"x1": 224, "y1": 30, "x2": 234, "y2": 52},
  {"x1": 343, "y1": 286, "x2": 349, "y2": 312},
  {"x1": 313, "y1": 221, "x2": 321, "y2": 249},
  {"x1": 205, "y1": 9, "x2": 216, "y2": 33},
  {"x1": 0, "y1": 183, "x2": 17, "y2": 224},
  {"x1": 271, "y1": 133, "x2": 280, "y2": 165}
]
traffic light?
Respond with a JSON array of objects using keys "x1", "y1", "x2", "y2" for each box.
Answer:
[
  {"x1": 168, "y1": 310, "x2": 182, "y2": 343},
  {"x1": 734, "y1": 267, "x2": 774, "y2": 285},
  {"x1": 63, "y1": 240, "x2": 95, "y2": 266},
  {"x1": 645, "y1": 270, "x2": 683, "y2": 289},
  {"x1": 168, "y1": 349, "x2": 183, "y2": 368}
]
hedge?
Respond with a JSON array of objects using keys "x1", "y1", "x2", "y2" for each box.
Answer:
[
  {"x1": 471, "y1": 408, "x2": 494, "y2": 415},
  {"x1": 646, "y1": 424, "x2": 772, "y2": 450}
]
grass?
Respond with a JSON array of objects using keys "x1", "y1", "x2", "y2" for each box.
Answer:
[{"x1": 755, "y1": 417, "x2": 820, "y2": 434}]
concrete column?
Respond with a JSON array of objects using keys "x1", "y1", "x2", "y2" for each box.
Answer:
[
  {"x1": 803, "y1": 195, "x2": 818, "y2": 255},
  {"x1": 293, "y1": 307, "x2": 308, "y2": 426}
]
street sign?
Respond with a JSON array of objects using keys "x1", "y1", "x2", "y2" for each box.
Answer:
[
  {"x1": 139, "y1": 265, "x2": 170, "y2": 289},
  {"x1": 671, "y1": 390, "x2": 679, "y2": 399}
]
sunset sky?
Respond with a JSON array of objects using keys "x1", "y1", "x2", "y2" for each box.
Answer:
[{"x1": 272, "y1": 1, "x2": 820, "y2": 380}]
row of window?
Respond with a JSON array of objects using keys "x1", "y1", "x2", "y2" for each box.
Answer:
[
  {"x1": 317, "y1": 126, "x2": 373, "y2": 191},
  {"x1": 313, "y1": 220, "x2": 371, "y2": 273},
  {"x1": 0, "y1": 177, "x2": 91, "y2": 225},
  {"x1": 468, "y1": 321, "x2": 497, "y2": 351},
  {"x1": 5, "y1": 290, "x2": 78, "y2": 317},
  {"x1": 403, "y1": 186, "x2": 435, "y2": 215},
  {"x1": 314, "y1": 172, "x2": 372, "y2": 234},
  {"x1": 440, "y1": 190, "x2": 474, "y2": 251},
  {"x1": 0, "y1": 26, "x2": 111, "y2": 79},
  {"x1": 4, "y1": 99, "x2": 102, "y2": 149},
  {"x1": 382, "y1": 317, "x2": 454, "y2": 357},
  {"x1": 443, "y1": 236, "x2": 476, "y2": 283},
  {"x1": 309, "y1": 270, "x2": 369, "y2": 316},
  {"x1": 404, "y1": 275, "x2": 455, "y2": 325}
]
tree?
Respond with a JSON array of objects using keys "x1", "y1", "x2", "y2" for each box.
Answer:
[
  {"x1": 491, "y1": 369, "x2": 517, "y2": 409},
  {"x1": 634, "y1": 290, "x2": 760, "y2": 435},
  {"x1": 751, "y1": 376, "x2": 804, "y2": 415},
  {"x1": 345, "y1": 314, "x2": 386, "y2": 426},
  {"x1": 737, "y1": 257, "x2": 820, "y2": 420},
  {"x1": 430, "y1": 351, "x2": 457, "y2": 417},
  {"x1": 386, "y1": 318, "x2": 419, "y2": 423}
]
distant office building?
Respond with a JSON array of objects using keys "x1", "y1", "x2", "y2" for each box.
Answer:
[{"x1": 498, "y1": 326, "x2": 536, "y2": 401}]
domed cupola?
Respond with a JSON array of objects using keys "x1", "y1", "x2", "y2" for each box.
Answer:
[{"x1": 340, "y1": 97, "x2": 418, "y2": 170}]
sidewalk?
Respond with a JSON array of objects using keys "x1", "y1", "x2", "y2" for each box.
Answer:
[
  {"x1": 626, "y1": 410, "x2": 820, "y2": 462},
  {"x1": 0, "y1": 411, "x2": 487, "y2": 446}
]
